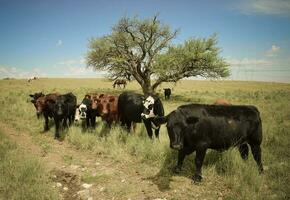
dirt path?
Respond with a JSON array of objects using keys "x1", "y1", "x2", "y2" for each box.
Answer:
[{"x1": 0, "y1": 121, "x2": 228, "y2": 200}]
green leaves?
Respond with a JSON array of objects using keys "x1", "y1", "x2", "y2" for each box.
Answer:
[{"x1": 86, "y1": 15, "x2": 229, "y2": 93}]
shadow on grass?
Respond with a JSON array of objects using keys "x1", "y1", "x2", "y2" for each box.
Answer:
[{"x1": 148, "y1": 149, "x2": 224, "y2": 191}]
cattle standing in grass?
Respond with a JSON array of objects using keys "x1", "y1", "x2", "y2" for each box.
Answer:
[
  {"x1": 53, "y1": 92, "x2": 77, "y2": 139},
  {"x1": 118, "y1": 92, "x2": 164, "y2": 139},
  {"x1": 153, "y1": 104, "x2": 263, "y2": 182},
  {"x1": 34, "y1": 93, "x2": 59, "y2": 132},
  {"x1": 74, "y1": 94, "x2": 100, "y2": 129},
  {"x1": 96, "y1": 94, "x2": 119, "y2": 126},
  {"x1": 113, "y1": 79, "x2": 127, "y2": 89},
  {"x1": 214, "y1": 99, "x2": 231, "y2": 105},
  {"x1": 29, "y1": 92, "x2": 45, "y2": 115},
  {"x1": 164, "y1": 88, "x2": 171, "y2": 100},
  {"x1": 28, "y1": 76, "x2": 38, "y2": 83}
]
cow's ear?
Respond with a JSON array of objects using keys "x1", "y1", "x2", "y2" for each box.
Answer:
[
  {"x1": 29, "y1": 94, "x2": 34, "y2": 97},
  {"x1": 186, "y1": 116, "x2": 199, "y2": 124},
  {"x1": 152, "y1": 116, "x2": 168, "y2": 126}
]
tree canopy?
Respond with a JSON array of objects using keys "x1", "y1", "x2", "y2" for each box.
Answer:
[{"x1": 87, "y1": 15, "x2": 230, "y2": 94}]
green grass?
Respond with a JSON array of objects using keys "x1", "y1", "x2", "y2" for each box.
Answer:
[
  {"x1": 0, "y1": 78, "x2": 289, "y2": 199},
  {"x1": 0, "y1": 130, "x2": 59, "y2": 200}
]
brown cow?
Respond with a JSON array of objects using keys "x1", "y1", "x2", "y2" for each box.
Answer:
[
  {"x1": 95, "y1": 94, "x2": 119, "y2": 126},
  {"x1": 33, "y1": 93, "x2": 59, "y2": 131},
  {"x1": 213, "y1": 99, "x2": 231, "y2": 105}
]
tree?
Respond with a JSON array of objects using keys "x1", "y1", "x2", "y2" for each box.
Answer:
[{"x1": 87, "y1": 15, "x2": 230, "y2": 94}]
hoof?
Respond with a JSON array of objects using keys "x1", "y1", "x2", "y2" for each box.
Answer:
[
  {"x1": 173, "y1": 166, "x2": 182, "y2": 174},
  {"x1": 192, "y1": 174, "x2": 202, "y2": 183}
]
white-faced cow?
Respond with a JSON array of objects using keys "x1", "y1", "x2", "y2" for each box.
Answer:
[
  {"x1": 153, "y1": 103, "x2": 263, "y2": 182},
  {"x1": 118, "y1": 92, "x2": 164, "y2": 139},
  {"x1": 74, "y1": 94, "x2": 100, "y2": 129}
]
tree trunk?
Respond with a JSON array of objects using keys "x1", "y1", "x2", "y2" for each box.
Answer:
[
  {"x1": 142, "y1": 86, "x2": 155, "y2": 95},
  {"x1": 141, "y1": 80, "x2": 155, "y2": 95}
]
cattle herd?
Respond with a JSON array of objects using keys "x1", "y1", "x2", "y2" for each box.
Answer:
[{"x1": 29, "y1": 90, "x2": 263, "y2": 183}]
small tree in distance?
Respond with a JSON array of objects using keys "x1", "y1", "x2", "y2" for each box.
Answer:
[{"x1": 87, "y1": 15, "x2": 230, "y2": 95}]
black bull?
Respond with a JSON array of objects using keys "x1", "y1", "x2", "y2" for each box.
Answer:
[
  {"x1": 153, "y1": 104, "x2": 263, "y2": 182},
  {"x1": 54, "y1": 93, "x2": 77, "y2": 139}
]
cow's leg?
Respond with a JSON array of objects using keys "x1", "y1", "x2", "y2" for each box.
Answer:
[
  {"x1": 91, "y1": 116, "x2": 96, "y2": 129},
  {"x1": 54, "y1": 118, "x2": 60, "y2": 139},
  {"x1": 249, "y1": 143, "x2": 263, "y2": 173},
  {"x1": 154, "y1": 128, "x2": 160, "y2": 139},
  {"x1": 86, "y1": 116, "x2": 90, "y2": 129},
  {"x1": 193, "y1": 148, "x2": 207, "y2": 182},
  {"x1": 132, "y1": 123, "x2": 137, "y2": 132},
  {"x1": 125, "y1": 121, "x2": 132, "y2": 132},
  {"x1": 44, "y1": 115, "x2": 49, "y2": 132},
  {"x1": 174, "y1": 149, "x2": 186, "y2": 173},
  {"x1": 143, "y1": 121, "x2": 153, "y2": 139},
  {"x1": 238, "y1": 143, "x2": 249, "y2": 160},
  {"x1": 62, "y1": 117, "x2": 67, "y2": 129}
]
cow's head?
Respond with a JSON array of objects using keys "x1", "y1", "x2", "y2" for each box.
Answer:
[
  {"x1": 96, "y1": 95, "x2": 116, "y2": 117},
  {"x1": 74, "y1": 97, "x2": 92, "y2": 121},
  {"x1": 54, "y1": 96, "x2": 67, "y2": 116},
  {"x1": 74, "y1": 103, "x2": 87, "y2": 122},
  {"x1": 152, "y1": 110, "x2": 199, "y2": 151},
  {"x1": 29, "y1": 92, "x2": 45, "y2": 109},
  {"x1": 141, "y1": 95, "x2": 157, "y2": 119},
  {"x1": 34, "y1": 96, "x2": 46, "y2": 118}
]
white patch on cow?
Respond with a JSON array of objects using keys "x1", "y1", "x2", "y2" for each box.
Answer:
[
  {"x1": 141, "y1": 111, "x2": 156, "y2": 119},
  {"x1": 143, "y1": 96, "x2": 155, "y2": 109},
  {"x1": 141, "y1": 96, "x2": 156, "y2": 119},
  {"x1": 74, "y1": 107, "x2": 81, "y2": 121},
  {"x1": 151, "y1": 121, "x2": 159, "y2": 129},
  {"x1": 79, "y1": 103, "x2": 87, "y2": 110},
  {"x1": 75, "y1": 103, "x2": 87, "y2": 121}
]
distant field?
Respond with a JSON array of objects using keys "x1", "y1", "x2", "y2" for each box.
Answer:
[{"x1": 0, "y1": 78, "x2": 289, "y2": 199}]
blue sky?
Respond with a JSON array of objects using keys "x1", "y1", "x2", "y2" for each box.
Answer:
[{"x1": 0, "y1": 0, "x2": 290, "y2": 83}]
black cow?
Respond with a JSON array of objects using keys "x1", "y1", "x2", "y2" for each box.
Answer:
[
  {"x1": 53, "y1": 92, "x2": 77, "y2": 139},
  {"x1": 118, "y1": 92, "x2": 164, "y2": 139},
  {"x1": 153, "y1": 104, "x2": 263, "y2": 182},
  {"x1": 164, "y1": 88, "x2": 171, "y2": 100}
]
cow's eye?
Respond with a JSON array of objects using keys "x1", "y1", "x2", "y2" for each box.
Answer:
[{"x1": 148, "y1": 105, "x2": 153, "y2": 110}]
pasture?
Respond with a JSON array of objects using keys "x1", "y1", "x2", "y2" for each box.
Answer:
[{"x1": 0, "y1": 78, "x2": 289, "y2": 199}]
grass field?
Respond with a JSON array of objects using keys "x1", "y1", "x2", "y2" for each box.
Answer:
[{"x1": 0, "y1": 78, "x2": 289, "y2": 199}]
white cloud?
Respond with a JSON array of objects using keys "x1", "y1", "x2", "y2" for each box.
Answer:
[
  {"x1": 53, "y1": 58, "x2": 98, "y2": 77},
  {"x1": 233, "y1": 0, "x2": 290, "y2": 16},
  {"x1": 227, "y1": 58, "x2": 273, "y2": 66},
  {"x1": 266, "y1": 45, "x2": 281, "y2": 57},
  {"x1": 56, "y1": 40, "x2": 63, "y2": 46},
  {"x1": 0, "y1": 65, "x2": 46, "y2": 78}
]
